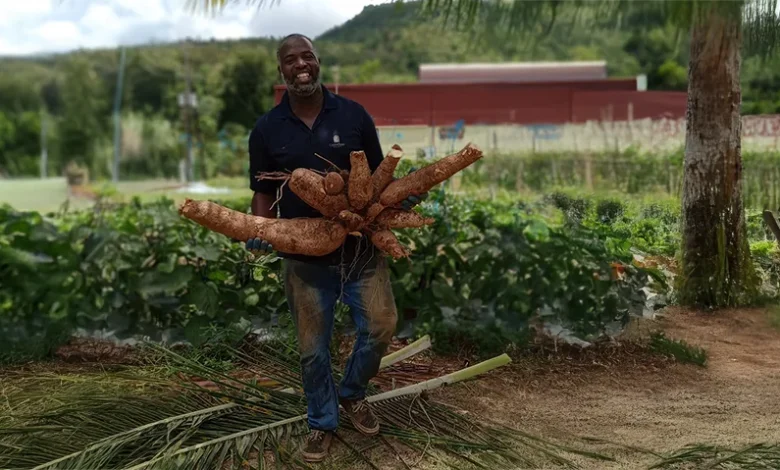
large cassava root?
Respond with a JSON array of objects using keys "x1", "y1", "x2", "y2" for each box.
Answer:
[
  {"x1": 191, "y1": 142, "x2": 483, "y2": 259},
  {"x1": 289, "y1": 168, "x2": 348, "y2": 217},
  {"x1": 178, "y1": 199, "x2": 348, "y2": 256},
  {"x1": 323, "y1": 172, "x2": 345, "y2": 195},
  {"x1": 371, "y1": 146, "x2": 403, "y2": 201},
  {"x1": 380, "y1": 142, "x2": 483, "y2": 207},
  {"x1": 338, "y1": 210, "x2": 365, "y2": 232},
  {"x1": 365, "y1": 202, "x2": 386, "y2": 225},
  {"x1": 375, "y1": 208, "x2": 435, "y2": 229},
  {"x1": 370, "y1": 229, "x2": 410, "y2": 259},
  {"x1": 347, "y1": 151, "x2": 372, "y2": 211}
]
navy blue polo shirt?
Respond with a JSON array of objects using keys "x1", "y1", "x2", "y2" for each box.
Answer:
[{"x1": 248, "y1": 85, "x2": 385, "y2": 266}]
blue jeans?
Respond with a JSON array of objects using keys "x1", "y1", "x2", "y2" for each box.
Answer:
[{"x1": 282, "y1": 256, "x2": 398, "y2": 432}]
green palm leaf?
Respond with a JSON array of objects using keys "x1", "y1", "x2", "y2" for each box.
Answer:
[
  {"x1": 650, "y1": 442, "x2": 780, "y2": 469},
  {"x1": 419, "y1": 0, "x2": 779, "y2": 58},
  {"x1": 0, "y1": 342, "x2": 614, "y2": 469}
]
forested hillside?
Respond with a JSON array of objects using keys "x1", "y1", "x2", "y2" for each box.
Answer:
[{"x1": 0, "y1": 1, "x2": 778, "y2": 179}]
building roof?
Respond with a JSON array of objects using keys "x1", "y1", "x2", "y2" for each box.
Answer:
[{"x1": 418, "y1": 61, "x2": 608, "y2": 84}]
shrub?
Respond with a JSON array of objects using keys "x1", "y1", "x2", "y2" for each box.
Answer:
[
  {"x1": 0, "y1": 198, "x2": 284, "y2": 362},
  {"x1": 0, "y1": 193, "x2": 663, "y2": 362}
]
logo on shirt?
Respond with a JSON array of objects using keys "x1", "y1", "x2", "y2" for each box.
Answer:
[{"x1": 329, "y1": 131, "x2": 344, "y2": 148}]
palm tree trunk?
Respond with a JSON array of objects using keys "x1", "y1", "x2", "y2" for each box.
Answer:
[{"x1": 679, "y1": 10, "x2": 757, "y2": 307}]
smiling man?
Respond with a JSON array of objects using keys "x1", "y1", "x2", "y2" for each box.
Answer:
[{"x1": 244, "y1": 34, "x2": 421, "y2": 463}]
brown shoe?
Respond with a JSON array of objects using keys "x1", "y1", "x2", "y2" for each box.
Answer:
[
  {"x1": 339, "y1": 398, "x2": 380, "y2": 436},
  {"x1": 301, "y1": 430, "x2": 333, "y2": 463}
]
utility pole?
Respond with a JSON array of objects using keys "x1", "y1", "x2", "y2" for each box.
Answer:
[
  {"x1": 179, "y1": 40, "x2": 196, "y2": 183},
  {"x1": 39, "y1": 109, "x2": 47, "y2": 179},
  {"x1": 112, "y1": 47, "x2": 127, "y2": 184}
]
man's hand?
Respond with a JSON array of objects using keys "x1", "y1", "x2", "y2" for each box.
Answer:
[
  {"x1": 399, "y1": 167, "x2": 429, "y2": 210},
  {"x1": 246, "y1": 238, "x2": 274, "y2": 255}
]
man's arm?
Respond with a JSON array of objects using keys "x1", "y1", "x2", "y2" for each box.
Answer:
[
  {"x1": 360, "y1": 106, "x2": 384, "y2": 172},
  {"x1": 251, "y1": 192, "x2": 276, "y2": 218},
  {"x1": 246, "y1": 123, "x2": 278, "y2": 254},
  {"x1": 248, "y1": 123, "x2": 279, "y2": 219}
]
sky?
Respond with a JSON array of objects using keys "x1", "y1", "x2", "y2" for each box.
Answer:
[{"x1": 0, "y1": 0, "x2": 388, "y2": 56}]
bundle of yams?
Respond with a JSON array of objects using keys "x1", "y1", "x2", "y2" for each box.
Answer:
[{"x1": 178, "y1": 142, "x2": 483, "y2": 259}]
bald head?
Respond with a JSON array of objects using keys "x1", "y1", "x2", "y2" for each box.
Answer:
[
  {"x1": 276, "y1": 33, "x2": 317, "y2": 64},
  {"x1": 276, "y1": 33, "x2": 321, "y2": 97}
]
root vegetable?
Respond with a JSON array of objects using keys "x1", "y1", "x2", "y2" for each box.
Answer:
[
  {"x1": 375, "y1": 209, "x2": 435, "y2": 229},
  {"x1": 370, "y1": 229, "x2": 410, "y2": 259},
  {"x1": 338, "y1": 210, "x2": 365, "y2": 232},
  {"x1": 178, "y1": 199, "x2": 348, "y2": 257},
  {"x1": 289, "y1": 168, "x2": 349, "y2": 217},
  {"x1": 379, "y1": 142, "x2": 483, "y2": 207},
  {"x1": 371, "y1": 147, "x2": 403, "y2": 199},
  {"x1": 323, "y1": 172, "x2": 345, "y2": 195},
  {"x1": 348, "y1": 151, "x2": 372, "y2": 211},
  {"x1": 365, "y1": 202, "x2": 385, "y2": 225},
  {"x1": 182, "y1": 142, "x2": 478, "y2": 262}
]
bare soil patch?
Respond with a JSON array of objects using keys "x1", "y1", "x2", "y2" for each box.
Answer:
[
  {"x1": 431, "y1": 307, "x2": 780, "y2": 469},
  {"x1": 5, "y1": 308, "x2": 779, "y2": 469}
]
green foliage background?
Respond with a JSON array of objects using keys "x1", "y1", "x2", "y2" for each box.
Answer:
[
  {"x1": 0, "y1": 189, "x2": 670, "y2": 364},
  {"x1": 2, "y1": 1, "x2": 780, "y2": 179}
]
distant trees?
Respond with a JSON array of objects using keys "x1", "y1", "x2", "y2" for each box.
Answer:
[
  {"x1": 1, "y1": 0, "x2": 779, "y2": 185},
  {"x1": 212, "y1": 48, "x2": 276, "y2": 130},
  {"x1": 58, "y1": 56, "x2": 109, "y2": 176},
  {"x1": 417, "y1": 0, "x2": 780, "y2": 307}
]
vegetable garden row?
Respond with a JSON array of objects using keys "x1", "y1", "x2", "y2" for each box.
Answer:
[
  {"x1": 4, "y1": 177, "x2": 780, "y2": 365},
  {"x1": 5, "y1": 141, "x2": 780, "y2": 364}
]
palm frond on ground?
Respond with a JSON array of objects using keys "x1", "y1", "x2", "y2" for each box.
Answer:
[
  {"x1": 650, "y1": 443, "x2": 780, "y2": 469},
  {"x1": 0, "y1": 366, "x2": 173, "y2": 427},
  {"x1": 0, "y1": 340, "x2": 615, "y2": 470}
]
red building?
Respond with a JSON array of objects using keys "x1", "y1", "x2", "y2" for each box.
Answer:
[
  {"x1": 417, "y1": 61, "x2": 610, "y2": 84},
  {"x1": 273, "y1": 62, "x2": 687, "y2": 127}
]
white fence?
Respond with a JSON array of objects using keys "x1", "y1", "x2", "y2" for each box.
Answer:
[{"x1": 377, "y1": 115, "x2": 780, "y2": 156}]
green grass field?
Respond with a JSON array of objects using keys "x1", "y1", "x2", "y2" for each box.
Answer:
[
  {"x1": 0, "y1": 177, "x2": 253, "y2": 213},
  {"x1": 0, "y1": 178, "x2": 90, "y2": 213}
]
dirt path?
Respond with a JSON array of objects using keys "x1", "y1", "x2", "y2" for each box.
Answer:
[
  {"x1": 434, "y1": 307, "x2": 780, "y2": 469},
  {"x1": 5, "y1": 308, "x2": 779, "y2": 469}
]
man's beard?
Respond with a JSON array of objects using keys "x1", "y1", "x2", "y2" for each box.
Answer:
[{"x1": 283, "y1": 73, "x2": 321, "y2": 97}]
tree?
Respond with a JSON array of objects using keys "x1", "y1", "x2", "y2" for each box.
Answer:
[
  {"x1": 211, "y1": 48, "x2": 276, "y2": 129},
  {"x1": 186, "y1": 1, "x2": 780, "y2": 309},
  {"x1": 0, "y1": 110, "x2": 44, "y2": 176},
  {"x1": 0, "y1": 110, "x2": 17, "y2": 175},
  {"x1": 430, "y1": 0, "x2": 780, "y2": 308},
  {"x1": 126, "y1": 49, "x2": 181, "y2": 120},
  {"x1": 468, "y1": 1, "x2": 780, "y2": 307},
  {"x1": 678, "y1": 7, "x2": 755, "y2": 307},
  {"x1": 58, "y1": 55, "x2": 109, "y2": 177}
]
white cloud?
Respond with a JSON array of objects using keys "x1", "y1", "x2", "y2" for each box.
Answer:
[
  {"x1": 0, "y1": 0, "x2": 392, "y2": 57},
  {"x1": 0, "y1": 0, "x2": 52, "y2": 29},
  {"x1": 204, "y1": 20, "x2": 253, "y2": 41},
  {"x1": 33, "y1": 20, "x2": 83, "y2": 44},
  {"x1": 80, "y1": 4, "x2": 123, "y2": 45},
  {"x1": 115, "y1": 0, "x2": 167, "y2": 22},
  {"x1": 0, "y1": 0, "x2": 53, "y2": 19}
]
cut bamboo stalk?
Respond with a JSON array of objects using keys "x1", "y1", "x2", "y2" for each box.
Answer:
[
  {"x1": 380, "y1": 335, "x2": 431, "y2": 369},
  {"x1": 126, "y1": 353, "x2": 511, "y2": 469},
  {"x1": 368, "y1": 353, "x2": 511, "y2": 402},
  {"x1": 278, "y1": 335, "x2": 433, "y2": 394}
]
